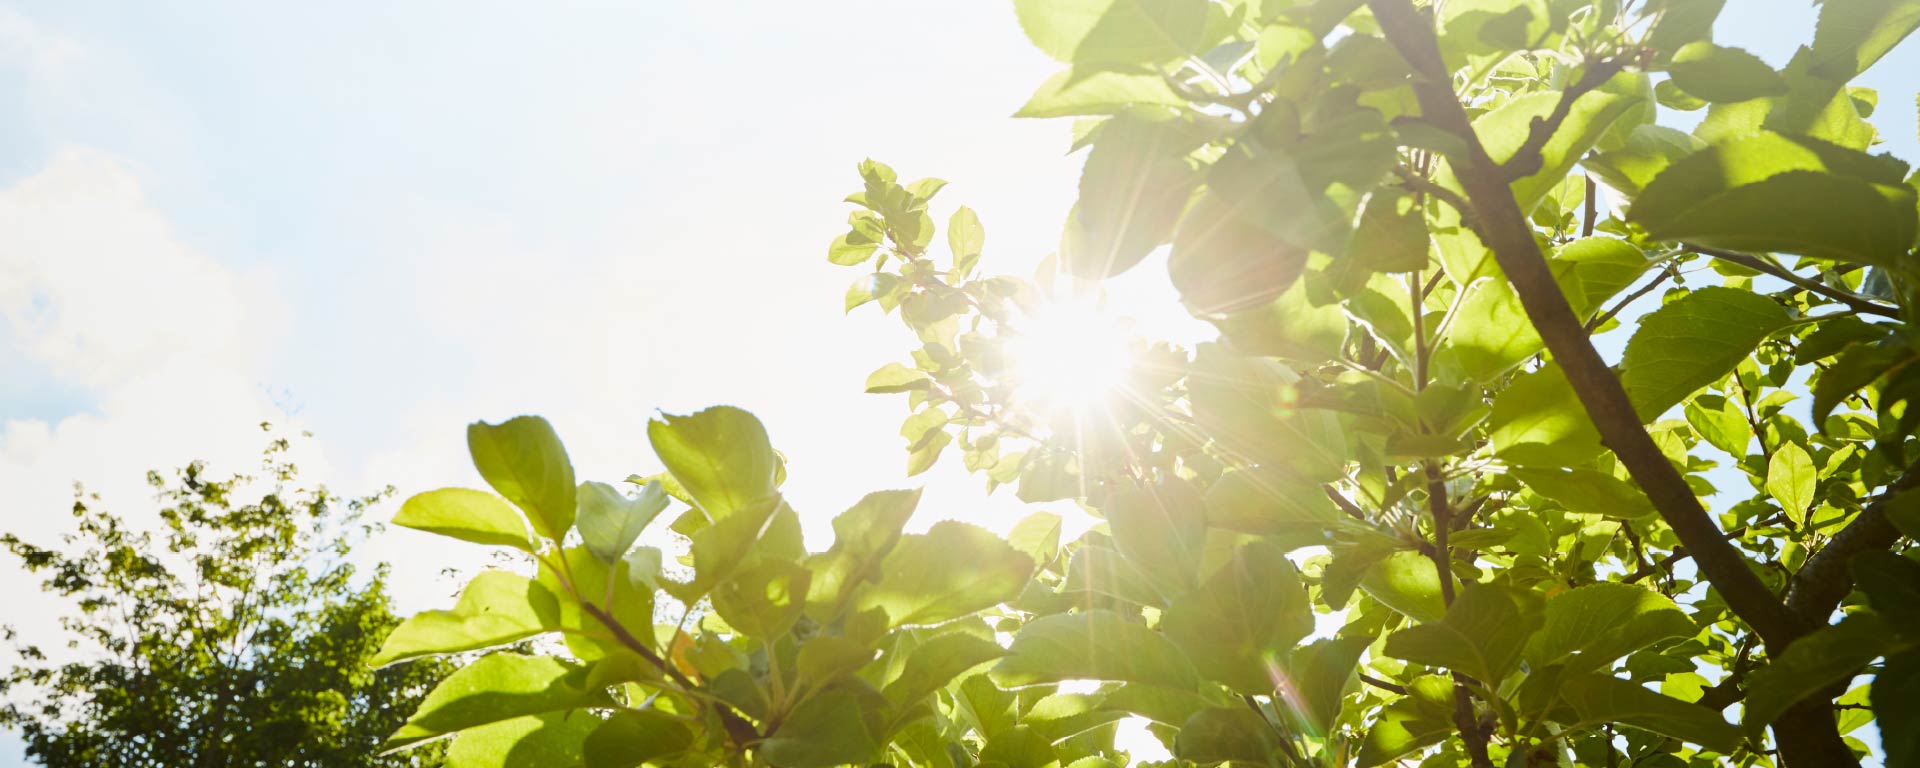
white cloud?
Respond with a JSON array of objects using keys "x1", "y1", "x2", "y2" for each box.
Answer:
[
  {"x1": 0, "y1": 7, "x2": 82, "y2": 76},
  {"x1": 0, "y1": 149, "x2": 309, "y2": 650}
]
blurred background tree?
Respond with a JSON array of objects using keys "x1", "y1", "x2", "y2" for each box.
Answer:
[{"x1": 0, "y1": 427, "x2": 451, "y2": 767}]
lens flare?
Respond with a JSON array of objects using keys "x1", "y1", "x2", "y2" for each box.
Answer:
[{"x1": 1003, "y1": 299, "x2": 1135, "y2": 413}]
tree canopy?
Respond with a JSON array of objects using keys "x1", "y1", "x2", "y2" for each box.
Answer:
[
  {"x1": 372, "y1": 0, "x2": 1920, "y2": 766},
  {"x1": 0, "y1": 431, "x2": 452, "y2": 768}
]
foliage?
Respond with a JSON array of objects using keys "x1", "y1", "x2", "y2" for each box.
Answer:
[
  {"x1": 388, "y1": 0, "x2": 1920, "y2": 766},
  {"x1": 0, "y1": 430, "x2": 452, "y2": 768},
  {"x1": 372, "y1": 409, "x2": 1058, "y2": 767},
  {"x1": 823, "y1": 0, "x2": 1920, "y2": 765}
]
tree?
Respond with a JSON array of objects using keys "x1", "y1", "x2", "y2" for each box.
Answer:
[
  {"x1": 0, "y1": 429, "x2": 452, "y2": 768},
  {"x1": 385, "y1": 0, "x2": 1920, "y2": 766}
]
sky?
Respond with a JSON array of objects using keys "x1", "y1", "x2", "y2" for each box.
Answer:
[{"x1": 0, "y1": 1, "x2": 1916, "y2": 766}]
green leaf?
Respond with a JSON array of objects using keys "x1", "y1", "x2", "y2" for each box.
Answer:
[
  {"x1": 828, "y1": 231, "x2": 879, "y2": 266},
  {"x1": 393, "y1": 488, "x2": 535, "y2": 552},
  {"x1": 373, "y1": 571, "x2": 562, "y2": 667},
  {"x1": 1168, "y1": 192, "x2": 1309, "y2": 315},
  {"x1": 1875, "y1": 649, "x2": 1920, "y2": 767},
  {"x1": 1358, "y1": 549, "x2": 1450, "y2": 624},
  {"x1": 1796, "y1": 315, "x2": 1889, "y2": 364},
  {"x1": 582, "y1": 710, "x2": 694, "y2": 768},
  {"x1": 575, "y1": 480, "x2": 668, "y2": 565},
  {"x1": 865, "y1": 362, "x2": 931, "y2": 394},
  {"x1": 1629, "y1": 131, "x2": 1917, "y2": 266},
  {"x1": 980, "y1": 725, "x2": 1057, "y2": 768},
  {"x1": 948, "y1": 206, "x2": 984, "y2": 269},
  {"x1": 539, "y1": 546, "x2": 657, "y2": 663},
  {"x1": 443, "y1": 711, "x2": 598, "y2": 768},
  {"x1": 1203, "y1": 466, "x2": 1342, "y2": 542},
  {"x1": 385, "y1": 653, "x2": 612, "y2": 752},
  {"x1": 1006, "y1": 510, "x2": 1064, "y2": 567},
  {"x1": 1354, "y1": 698, "x2": 1452, "y2": 768},
  {"x1": 1489, "y1": 362, "x2": 1605, "y2": 467},
  {"x1": 1511, "y1": 467, "x2": 1657, "y2": 519},
  {"x1": 1766, "y1": 441, "x2": 1817, "y2": 526},
  {"x1": 1210, "y1": 279, "x2": 1349, "y2": 361},
  {"x1": 1174, "y1": 707, "x2": 1279, "y2": 765},
  {"x1": 855, "y1": 521, "x2": 1035, "y2": 627},
  {"x1": 1556, "y1": 672, "x2": 1739, "y2": 752},
  {"x1": 991, "y1": 610, "x2": 1200, "y2": 689},
  {"x1": 1529, "y1": 583, "x2": 1695, "y2": 673},
  {"x1": 1017, "y1": 449, "x2": 1081, "y2": 503},
  {"x1": 1162, "y1": 540, "x2": 1315, "y2": 693},
  {"x1": 1013, "y1": 0, "x2": 1215, "y2": 65},
  {"x1": 804, "y1": 489, "x2": 921, "y2": 621},
  {"x1": 1063, "y1": 544, "x2": 1166, "y2": 606},
  {"x1": 1456, "y1": 75, "x2": 1650, "y2": 214},
  {"x1": 710, "y1": 557, "x2": 810, "y2": 639},
  {"x1": 1814, "y1": 340, "x2": 1916, "y2": 429},
  {"x1": 1667, "y1": 42, "x2": 1788, "y2": 103},
  {"x1": 906, "y1": 177, "x2": 947, "y2": 203},
  {"x1": 759, "y1": 689, "x2": 879, "y2": 768},
  {"x1": 882, "y1": 631, "x2": 1009, "y2": 707},
  {"x1": 1621, "y1": 287, "x2": 1792, "y2": 419},
  {"x1": 1283, "y1": 636, "x2": 1371, "y2": 733},
  {"x1": 1556, "y1": 236, "x2": 1654, "y2": 315},
  {"x1": 1347, "y1": 188, "x2": 1430, "y2": 273},
  {"x1": 1104, "y1": 479, "x2": 1208, "y2": 592},
  {"x1": 1208, "y1": 99, "x2": 1398, "y2": 253},
  {"x1": 1583, "y1": 124, "x2": 1706, "y2": 198},
  {"x1": 1852, "y1": 549, "x2": 1920, "y2": 637},
  {"x1": 1064, "y1": 116, "x2": 1200, "y2": 278},
  {"x1": 468, "y1": 416, "x2": 578, "y2": 542},
  {"x1": 1021, "y1": 693, "x2": 1124, "y2": 745},
  {"x1": 1453, "y1": 277, "x2": 1545, "y2": 381},
  {"x1": 1384, "y1": 582, "x2": 1536, "y2": 683},
  {"x1": 796, "y1": 635, "x2": 879, "y2": 691},
  {"x1": 647, "y1": 406, "x2": 780, "y2": 521},
  {"x1": 1015, "y1": 66, "x2": 1186, "y2": 118},
  {"x1": 1685, "y1": 395, "x2": 1751, "y2": 457},
  {"x1": 1805, "y1": 0, "x2": 1920, "y2": 81},
  {"x1": 1099, "y1": 682, "x2": 1213, "y2": 726},
  {"x1": 1188, "y1": 344, "x2": 1348, "y2": 478},
  {"x1": 905, "y1": 429, "x2": 951, "y2": 476},
  {"x1": 1745, "y1": 613, "x2": 1907, "y2": 733}
]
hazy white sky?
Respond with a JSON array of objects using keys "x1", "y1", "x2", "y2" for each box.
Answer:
[{"x1": 1, "y1": 1, "x2": 1916, "y2": 765}]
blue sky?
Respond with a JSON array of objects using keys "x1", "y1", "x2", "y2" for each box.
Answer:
[{"x1": 0, "y1": 1, "x2": 1915, "y2": 765}]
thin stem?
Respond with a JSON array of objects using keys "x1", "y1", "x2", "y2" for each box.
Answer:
[
  {"x1": 1687, "y1": 245, "x2": 1898, "y2": 319},
  {"x1": 1585, "y1": 264, "x2": 1673, "y2": 332}
]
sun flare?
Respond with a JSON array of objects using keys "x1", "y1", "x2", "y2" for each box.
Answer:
[{"x1": 1002, "y1": 299, "x2": 1136, "y2": 412}]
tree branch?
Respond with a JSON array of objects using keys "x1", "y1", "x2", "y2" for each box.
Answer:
[
  {"x1": 1501, "y1": 58, "x2": 1626, "y2": 180},
  {"x1": 1394, "y1": 164, "x2": 1483, "y2": 236},
  {"x1": 1361, "y1": 674, "x2": 1408, "y2": 695},
  {"x1": 1785, "y1": 462, "x2": 1920, "y2": 624},
  {"x1": 1585, "y1": 264, "x2": 1673, "y2": 332},
  {"x1": 1686, "y1": 245, "x2": 1898, "y2": 319},
  {"x1": 581, "y1": 602, "x2": 761, "y2": 749},
  {"x1": 1361, "y1": 2, "x2": 1851, "y2": 764},
  {"x1": 1363, "y1": 0, "x2": 1801, "y2": 652}
]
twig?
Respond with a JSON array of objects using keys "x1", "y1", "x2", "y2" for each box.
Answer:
[
  {"x1": 1582, "y1": 175, "x2": 1598, "y2": 238},
  {"x1": 1786, "y1": 461, "x2": 1920, "y2": 623},
  {"x1": 1361, "y1": 2, "x2": 1853, "y2": 762},
  {"x1": 1394, "y1": 164, "x2": 1483, "y2": 236},
  {"x1": 1324, "y1": 487, "x2": 1370, "y2": 522},
  {"x1": 1501, "y1": 57, "x2": 1628, "y2": 181},
  {"x1": 581, "y1": 602, "x2": 761, "y2": 748},
  {"x1": 1686, "y1": 245, "x2": 1898, "y2": 319},
  {"x1": 1361, "y1": 674, "x2": 1408, "y2": 695},
  {"x1": 1585, "y1": 264, "x2": 1673, "y2": 332}
]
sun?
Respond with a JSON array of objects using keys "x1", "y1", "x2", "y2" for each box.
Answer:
[{"x1": 1002, "y1": 298, "x2": 1136, "y2": 413}]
